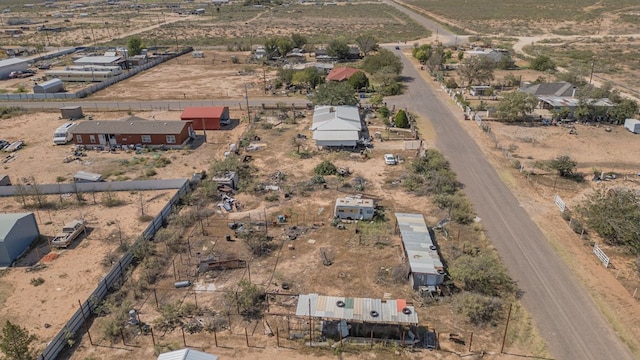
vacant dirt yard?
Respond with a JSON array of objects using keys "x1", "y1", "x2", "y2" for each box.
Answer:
[{"x1": 90, "y1": 50, "x2": 279, "y2": 101}]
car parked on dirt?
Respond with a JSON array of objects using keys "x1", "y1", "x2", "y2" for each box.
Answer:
[{"x1": 384, "y1": 153, "x2": 397, "y2": 165}]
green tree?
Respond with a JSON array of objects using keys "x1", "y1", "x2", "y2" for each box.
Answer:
[
  {"x1": 327, "y1": 38, "x2": 350, "y2": 60},
  {"x1": 496, "y1": 54, "x2": 514, "y2": 70},
  {"x1": 347, "y1": 71, "x2": 368, "y2": 90},
  {"x1": 314, "y1": 160, "x2": 337, "y2": 175},
  {"x1": 263, "y1": 37, "x2": 280, "y2": 58},
  {"x1": 457, "y1": 56, "x2": 495, "y2": 86},
  {"x1": 276, "y1": 37, "x2": 294, "y2": 58},
  {"x1": 0, "y1": 321, "x2": 37, "y2": 360},
  {"x1": 312, "y1": 82, "x2": 357, "y2": 106},
  {"x1": 277, "y1": 68, "x2": 296, "y2": 86},
  {"x1": 291, "y1": 68, "x2": 324, "y2": 90},
  {"x1": 290, "y1": 33, "x2": 307, "y2": 49},
  {"x1": 412, "y1": 44, "x2": 432, "y2": 63},
  {"x1": 362, "y1": 48, "x2": 403, "y2": 75},
  {"x1": 355, "y1": 34, "x2": 378, "y2": 56},
  {"x1": 549, "y1": 155, "x2": 577, "y2": 177},
  {"x1": 434, "y1": 193, "x2": 474, "y2": 224},
  {"x1": 373, "y1": 66, "x2": 402, "y2": 96},
  {"x1": 127, "y1": 37, "x2": 144, "y2": 56},
  {"x1": 609, "y1": 99, "x2": 638, "y2": 124},
  {"x1": 454, "y1": 293, "x2": 504, "y2": 326},
  {"x1": 530, "y1": 55, "x2": 556, "y2": 72},
  {"x1": 450, "y1": 252, "x2": 515, "y2": 296},
  {"x1": 426, "y1": 44, "x2": 446, "y2": 74},
  {"x1": 394, "y1": 109, "x2": 409, "y2": 128},
  {"x1": 228, "y1": 280, "x2": 264, "y2": 318},
  {"x1": 577, "y1": 188, "x2": 640, "y2": 252},
  {"x1": 496, "y1": 91, "x2": 538, "y2": 122}
]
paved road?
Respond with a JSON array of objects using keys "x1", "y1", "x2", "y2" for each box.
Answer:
[{"x1": 387, "y1": 49, "x2": 635, "y2": 360}]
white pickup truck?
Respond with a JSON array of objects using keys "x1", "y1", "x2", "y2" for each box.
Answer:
[{"x1": 51, "y1": 219, "x2": 87, "y2": 248}]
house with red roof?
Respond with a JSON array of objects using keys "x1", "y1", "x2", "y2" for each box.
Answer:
[
  {"x1": 181, "y1": 106, "x2": 230, "y2": 130},
  {"x1": 326, "y1": 67, "x2": 361, "y2": 82}
]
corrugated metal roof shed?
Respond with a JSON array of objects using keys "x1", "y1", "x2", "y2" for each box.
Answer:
[
  {"x1": 157, "y1": 348, "x2": 218, "y2": 360},
  {"x1": 296, "y1": 293, "x2": 418, "y2": 324},
  {"x1": 537, "y1": 96, "x2": 615, "y2": 108},
  {"x1": 395, "y1": 213, "x2": 443, "y2": 275},
  {"x1": 0, "y1": 58, "x2": 29, "y2": 68},
  {"x1": 74, "y1": 55, "x2": 122, "y2": 64}
]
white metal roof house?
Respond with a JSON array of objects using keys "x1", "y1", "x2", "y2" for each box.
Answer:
[
  {"x1": 157, "y1": 348, "x2": 218, "y2": 360},
  {"x1": 0, "y1": 213, "x2": 40, "y2": 267},
  {"x1": 311, "y1": 105, "x2": 361, "y2": 148},
  {"x1": 465, "y1": 48, "x2": 510, "y2": 63},
  {"x1": 395, "y1": 213, "x2": 445, "y2": 289}
]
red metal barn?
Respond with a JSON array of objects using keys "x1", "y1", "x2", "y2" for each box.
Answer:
[{"x1": 181, "y1": 106, "x2": 230, "y2": 130}]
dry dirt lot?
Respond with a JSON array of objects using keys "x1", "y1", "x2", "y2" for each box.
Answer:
[
  {"x1": 59, "y1": 110, "x2": 544, "y2": 360},
  {"x1": 90, "y1": 50, "x2": 279, "y2": 101},
  {"x1": 0, "y1": 108, "x2": 245, "y2": 347}
]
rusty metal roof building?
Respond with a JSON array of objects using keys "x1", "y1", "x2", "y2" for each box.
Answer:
[
  {"x1": 296, "y1": 293, "x2": 418, "y2": 325},
  {"x1": 395, "y1": 213, "x2": 445, "y2": 288}
]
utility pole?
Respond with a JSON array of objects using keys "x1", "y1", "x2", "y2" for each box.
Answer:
[
  {"x1": 589, "y1": 60, "x2": 595, "y2": 85},
  {"x1": 244, "y1": 84, "x2": 250, "y2": 122}
]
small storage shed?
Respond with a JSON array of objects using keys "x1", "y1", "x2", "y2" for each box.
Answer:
[
  {"x1": 60, "y1": 106, "x2": 83, "y2": 120},
  {"x1": 73, "y1": 171, "x2": 103, "y2": 183},
  {"x1": 181, "y1": 106, "x2": 230, "y2": 130},
  {"x1": 0, "y1": 58, "x2": 28, "y2": 79},
  {"x1": 33, "y1": 78, "x2": 64, "y2": 94},
  {"x1": 157, "y1": 348, "x2": 218, "y2": 360},
  {"x1": 334, "y1": 197, "x2": 375, "y2": 220},
  {"x1": 0, "y1": 213, "x2": 40, "y2": 267},
  {"x1": 624, "y1": 118, "x2": 640, "y2": 134}
]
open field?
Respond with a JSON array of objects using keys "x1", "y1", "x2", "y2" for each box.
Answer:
[
  {"x1": 89, "y1": 50, "x2": 278, "y2": 101},
  {"x1": 1, "y1": 1, "x2": 430, "y2": 53},
  {"x1": 404, "y1": 0, "x2": 640, "y2": 36}
]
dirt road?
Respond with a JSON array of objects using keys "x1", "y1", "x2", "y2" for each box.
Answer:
[{"x1": 385, "y1": 48, "x2": 635, "y2": 360}]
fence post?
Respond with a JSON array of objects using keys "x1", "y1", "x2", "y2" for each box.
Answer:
[
  {"x1": 77, "y1": 300, "x2": 93, "y2": 346},
  {"x1": 245, "y1": 328, "x2": 249, "y2": 347}
]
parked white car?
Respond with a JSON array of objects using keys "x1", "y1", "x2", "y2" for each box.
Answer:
[{"x1": 384, "y1": 154, "x2": 397, "y2": 165}]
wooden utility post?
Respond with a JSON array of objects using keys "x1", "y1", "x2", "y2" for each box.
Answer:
[
  {"x1": 500, "y1": 303, "x2": 513, "y2": 353},
  {"x1": 77, "y1": 300, "x2": 93, "y2": 345}
]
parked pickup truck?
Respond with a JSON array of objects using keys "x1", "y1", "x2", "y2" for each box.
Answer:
[{"x1": 51, "y1": 219, "x2": 86, "y2": 248}]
